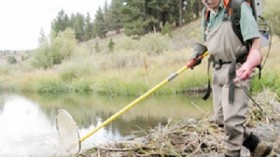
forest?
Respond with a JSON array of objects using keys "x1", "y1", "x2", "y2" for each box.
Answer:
[{"x1": 51, "y1": 0, "x2": 203, "y2": 41}]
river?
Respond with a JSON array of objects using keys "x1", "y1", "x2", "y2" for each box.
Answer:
[{"x1": 0, "y1": 92, "x2": 212, "y2": 157}]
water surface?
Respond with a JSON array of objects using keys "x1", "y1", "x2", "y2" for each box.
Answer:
[{"x1": 0, "y1": 93, "x2": 212, "y2": 156}]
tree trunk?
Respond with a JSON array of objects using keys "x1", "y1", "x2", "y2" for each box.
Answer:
[{"x1": 178, "y1": 0, "x2": 183, "y2": 26}]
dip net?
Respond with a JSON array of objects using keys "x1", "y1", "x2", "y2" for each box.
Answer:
[{"x1": 56, "y1": 109, "x2": 81, "y2": 155}]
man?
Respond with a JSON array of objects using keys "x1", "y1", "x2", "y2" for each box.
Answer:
[{"x1": 191, "y1": 0, "x2": 274, "y2": 156}]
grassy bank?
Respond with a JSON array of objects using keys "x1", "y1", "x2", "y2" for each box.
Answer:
[
  {"x1": 0, "y1": 49, "x2": 208, "y2": 95},
  {"x1": 0, "y1": 21, "x2": 279, "y2": 96},
  {"x1": 251, "y1": 36, "x2": 280, "y2": 96}
]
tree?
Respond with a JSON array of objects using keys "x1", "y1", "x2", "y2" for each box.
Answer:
[
  {"x1": 121, "y1": 0, "x2": 193, "y2": 36},
  {"x1": 108, "y1": 0, "x2": 124, "y2": 33},
  {"x1": 50, "y1": 0, "x2": 205, "y2": 39},
  {"x1": 182, "y1": 0, "x2": 203, "y2": 23},
  {"x1": 70, "y1": 13, "x2": 86, "y2": 42},
  {"x1": 121, "y1": 0, "x2": 147, "y2": 37},
  {"x1": 94, "y1": 7, "x2": 107, "y2": 38},
  {"x1": 51, "y1": 10, "x2": 70, "y2": 37},
  {"x1": 144, "y1": 0, "x2": 164, "y2": 32},
  {"x1": 38, "y1": 28, "x2": 48, "y2": 45},
  {"x1": 51, "y1": 10, "x2": 96, "y2": 42},
  {"x1": 33, "y1": 28, "x2": 77, "y2": 69},
  {"x1": 84, "y1": 13, "x2": 95, "y2": 40},
  {"x1": 193, "y1": 0, "x2": 202, "y2": 19},
  {"x1": 103, "y1": 0, "x2": 110, "y2": 33}
]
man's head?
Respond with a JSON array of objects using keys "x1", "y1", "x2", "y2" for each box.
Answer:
[{"x1": 202, "y1": 0, "x2": 221, "y2": 9}]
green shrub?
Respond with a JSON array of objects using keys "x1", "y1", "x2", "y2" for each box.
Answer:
[
  {"x1": 72, "y1": 78, "x2": 93, "y2": 93},
  {"x1": 161, "y1": 22, "x2": 172, "y2": 37},
  {"x1": 139, "y1": 33, "x2": 170, "y2": 55},
  {"x1": 108, "y1": 39, "x2": 115, "y2": 52},
  {"x1": 36, "y1": 78, "x2": 71, "y2": 93},
  {"x1": 32, "y1": 44, "x2": 52, "y2": 69},
  {"x1": 95, "y1": 42, "x2": 100, "y2": 53},
  {"x1": 115, "y1": 36, "x2": 139, "y2": 51},
  {"x1": 7, "y1": 56, "x2": 17, "y2": 64},
  {"x1": 59, "y1": 58, "x2": 97, "y2": 82},
  {"x1": 21, "y1": 52, "x2": 30, "y2": 61},
  {"x1": 32, "y1": 28, "x2": 76, "y2": 69}
]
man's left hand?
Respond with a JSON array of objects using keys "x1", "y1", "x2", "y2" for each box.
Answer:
[
  {"x1": 234, "y1": 62, "x2": 252, "y2": 82},
  {"x1": 234, "y1": 48, "x2": 262, "y2": 82}
]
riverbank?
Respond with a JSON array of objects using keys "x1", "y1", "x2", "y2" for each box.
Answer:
[
  {"x1": 77, "y1": 90, "x2": 280, "y2": 156},
  {"x1": 0, "y1": 21, "x2": 279, "y2": 96}
]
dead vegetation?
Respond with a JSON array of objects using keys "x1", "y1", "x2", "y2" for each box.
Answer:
[{"x1": 78, "y1": 90, "x2": 280, "y2": 157}]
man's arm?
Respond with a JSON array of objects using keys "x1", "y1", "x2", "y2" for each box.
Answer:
[{"x1": 235, "y1": 37, "x2": 262, "y2": 81}]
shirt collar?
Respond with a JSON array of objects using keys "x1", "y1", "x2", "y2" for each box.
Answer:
[{"x1": 210, "y1": 0, "x2": 224, "y2": 15}]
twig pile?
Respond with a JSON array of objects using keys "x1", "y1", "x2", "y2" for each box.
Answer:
[
  {"x1": 78, "y1": 90, "x2": 280, "y2": 157},
  {"x1": 78, "y1": 119, "x2": 225, "y2": 157}
]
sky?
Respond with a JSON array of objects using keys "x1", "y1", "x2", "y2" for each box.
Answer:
[{"x1": 0, "y1": 0, "x2": 110, "y2": 51}]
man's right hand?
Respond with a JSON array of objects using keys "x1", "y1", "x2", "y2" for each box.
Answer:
[{"x1": 187, "y1": 43, "x2": 207, "y2": 69}]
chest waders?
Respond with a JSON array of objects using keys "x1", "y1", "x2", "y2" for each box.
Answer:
[
  {"x1": 203, "y1": 0, "x2": 261, "y2": 104},
  {"x1": 203, "y1": 46, "x2": 249, "y2": 104}
]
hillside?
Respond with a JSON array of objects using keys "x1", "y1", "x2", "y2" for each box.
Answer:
[
  {"x1": 80, "y1": 19, "x2": 202, "y2": 53},
  {"x1": 0, "y1": 19, "x2": 202, "y2": 67},
  {"x1": 0, "y1": 18, "x2": 279, "y2": 96}
]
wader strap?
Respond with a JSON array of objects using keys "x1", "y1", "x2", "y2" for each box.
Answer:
[
  {"x1": 203, "y1": 57, "x2": 232, "y2": 101},
  {"x1": 228, "y1": 60, "x2": 237, "y2": 104},
  {"x1": 257, "y1": 65, "x2": 262, "y2": 79},
  {"x1": 202, "y1": 58, "x2": 212, "y2": 100}
]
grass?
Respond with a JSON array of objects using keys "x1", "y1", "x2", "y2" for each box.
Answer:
[
  {"x1": 251, "y1": 36, "x2": 280, "y2": 96},
  {"x1": 0, "y1": 20, "x2": 279, "y2": 96},
  {"x1": 0, "y1": 49, "x2": 208, "y2": 95}
]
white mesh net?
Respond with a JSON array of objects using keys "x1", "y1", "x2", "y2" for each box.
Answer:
[{"x1": 56, "y1": 109, "x2": 81, "y2": 155}]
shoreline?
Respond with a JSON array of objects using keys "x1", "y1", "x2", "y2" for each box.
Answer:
[{"x1": 77, "y1": 90, "x2": 280, "y2": 157}]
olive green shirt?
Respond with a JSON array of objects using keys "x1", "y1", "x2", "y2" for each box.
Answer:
[{"x1": 202, "y1": 1, "x2": 260, "y2": 42}]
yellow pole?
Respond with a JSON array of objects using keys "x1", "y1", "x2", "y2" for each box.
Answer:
[{"x1": 80, "y1": 51, "x2": 208, "y2": 142}]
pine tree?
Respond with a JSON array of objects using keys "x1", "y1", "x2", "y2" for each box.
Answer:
[
  {"x1": 51, "y1": 10, "x2": 70, "y2": 37},
  {"x1": 94, "y1": 7, "x2": 107, "y2": 38},
  {"x1": 121, "y1": 0, "x2": 147, "y2": 37},
  {"x1": 108, "y1": 0, "x2": 124, "y2": 34},
  {"x1": 70, "y1": 13, "x2": 86, "y2": 42},
  {"x1": 84, "y1": 13, "x2": 95, "y2": 41}
]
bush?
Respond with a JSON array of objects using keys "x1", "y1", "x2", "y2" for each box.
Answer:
[
  {"x1": 161, "y1": 22, "x2": 172, "y2": 37},
  {"x1": 32, "y1": 28, "x2": 76, "y2": 69},
  {"x1": 21, "y1": 52, "x2": 30, "y2": 61},
  {"x1": 7, "y1": 56, "x2": 17, "y2": 64},
  {"x1": 139, "y1": 33, "x2": 170, "y2": 55},
  {"x1": 95, "y1": 42, "x2": 100, "y2": 53},
  {"x1": 115, "y1": 36, "x2": 139, "y2": 51},
  {"x1": 59, "y1": 58, "x2": 97, "y2": 82},
  {"x1": 108, "y1": 39, "x2": 115, "y2": 52},
  {"x1": 32, "y1": 44, "x2": 52, "y2": 69}
]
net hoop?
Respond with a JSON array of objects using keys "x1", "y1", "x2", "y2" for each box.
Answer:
[{"x1": 56, "y1": 109, "x2": 81, "y2": 155}]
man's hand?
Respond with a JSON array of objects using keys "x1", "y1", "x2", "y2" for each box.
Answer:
[
  {"x1": 234, "y1": 49, "x2": 262, "y2": 81},
  {"x1": 235, "y1": 62, "x2": 252, "y2": 81},
  {"x1": 187, "y1": 43, "x2": 207, "y2": 69}
]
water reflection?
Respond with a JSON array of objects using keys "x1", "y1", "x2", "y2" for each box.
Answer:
[
  {"x1": 0, "y1": 95, "x2": 63, "y2": 156},
  {"x1": 0, "y1": 93, "x2": 212, "y2": 156}
]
